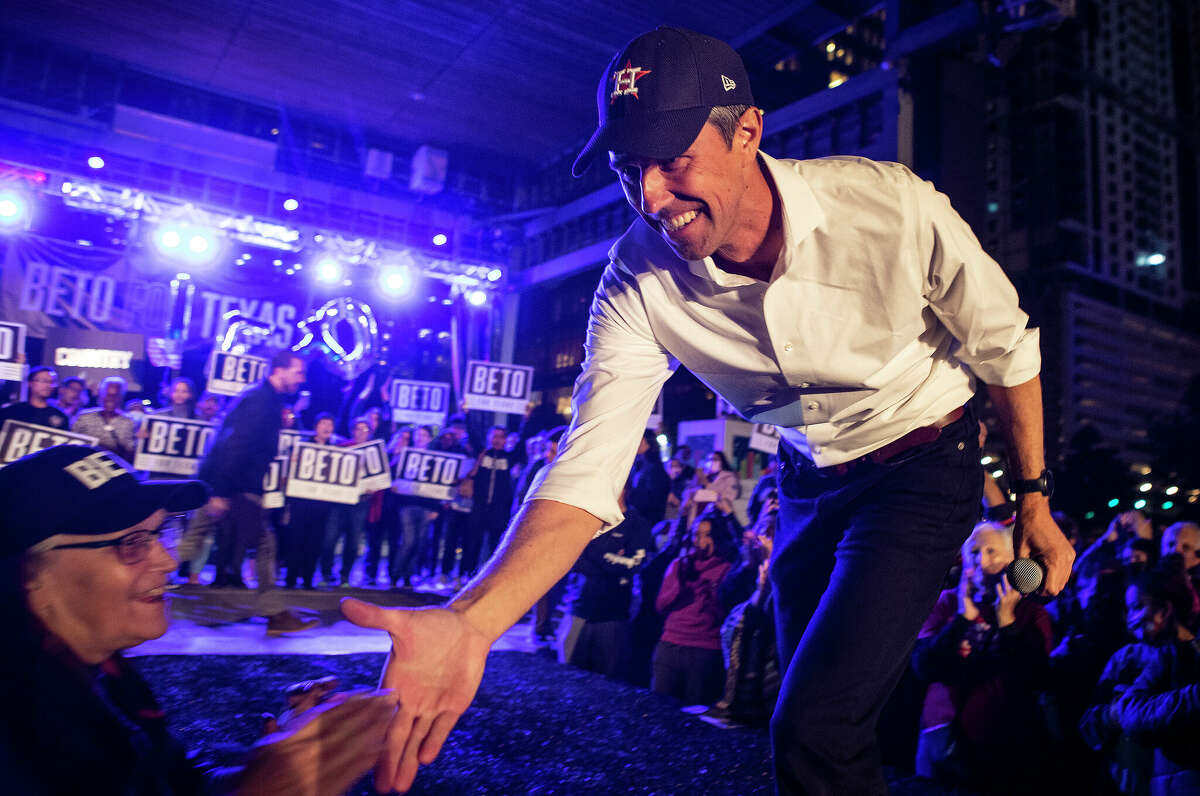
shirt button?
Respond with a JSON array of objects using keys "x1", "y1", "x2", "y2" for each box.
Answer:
[
  {"x1": 806, "y1": 401, "x2": 819, "y2": 411},
  {"x1": 783, "y1": 342, "x2": 793, "y2": 352}
]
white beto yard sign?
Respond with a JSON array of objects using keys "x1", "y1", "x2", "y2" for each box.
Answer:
[
  {"x1": 285, "y1": 440, "x2": 361, "y2": 505},
  {"x1": 133, "y1": 415, "x2": 215, "y2": 475},
  {"x1": 463, "y1": 360, "x2": 532, "y2": 415},
  {"x1": 0, "y1": 420, "x2": 97, "y2": 465},
  {"x1": 388, "y1": 378, "x2": 450, "y2": 425},
  {"x1": 391, "y1": 448, "x2": 470, "y2": 501},
  {"x1": 749, "y1": 423, "x2": 780, "y2": 455},
  {"x1": 206, "y1": 350, "x2": 269, "y2": 396},
  {"x1": 277, "y1": 428, "x2": 314, "y2": 457},
  {"x1": 351, "y1": 439, "x2": 392, "y2": 492},
  {"x1": 0, "y1": 321, "x2": 27, "y2": 381}
]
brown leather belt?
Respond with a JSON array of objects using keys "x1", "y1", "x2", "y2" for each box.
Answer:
[{"x1": 825, "y1": 406, "x2": 965, "y2": 476}]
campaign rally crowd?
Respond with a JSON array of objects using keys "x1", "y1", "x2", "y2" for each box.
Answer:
[{"x1": 0, "y1": 357, "x2": 1197, "y2": 795}]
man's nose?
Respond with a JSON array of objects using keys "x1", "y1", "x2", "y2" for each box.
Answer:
[{"x1": 639, "y1": 166, "x2": 672, "y2": 217}]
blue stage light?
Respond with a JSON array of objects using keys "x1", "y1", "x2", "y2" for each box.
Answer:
[
  {"x1": 467, "y1": 289, "x2": 487, "y2": 307},
  {"x1": 0, "y1": 191, "x2": 30, "y2": 231},
  {"x1": 432, "y1": 233, "x2": 448, "y2": 246},
  {"x1": 87, "y1": 156, "x2": 105, "y2": 169},
  {"x1": 315, "y1": 258, "x2": 342, "y2": 283},
  {"x1": 379, "y1": 266, "x2": 412, "y2": 296}
]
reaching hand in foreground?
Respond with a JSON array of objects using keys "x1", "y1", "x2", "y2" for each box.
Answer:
[
  {"x1": 237, "y1": 689, "x2": 397, "y2": 796},
  {"x1": 340, "y1": 598, "x2": 494, "y2": 793}
]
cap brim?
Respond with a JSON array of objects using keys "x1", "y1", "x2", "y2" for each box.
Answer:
[
  {"x1": 108, "y1": 480, "x2": 210, "y2": 532},
  {"x1": 571, "y1": 106, "x2": 710, "y2": 177}
]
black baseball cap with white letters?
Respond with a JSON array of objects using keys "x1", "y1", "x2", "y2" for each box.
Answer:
[
  {"x1": 0, "y1": 445, "x2": 208, "y2": 557},
  {"x1": 572, "y1": 26, "x2": 755, "y2": 177}
]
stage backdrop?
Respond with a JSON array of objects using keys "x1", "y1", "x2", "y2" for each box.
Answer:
[{"x1": 1, "y1": 235, "x2": 306, "y2": 351}]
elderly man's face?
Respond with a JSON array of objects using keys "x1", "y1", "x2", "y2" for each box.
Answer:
[
  {"x1": 610, "y1": 117, "x2": 759, "y2": 263},
  {"x1": 27, "y1": 509, "x2": 175, "y2": 663}
]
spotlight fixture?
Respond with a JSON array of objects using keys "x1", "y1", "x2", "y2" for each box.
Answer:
[
  {"x1": 432, "y1": 233, "x2": 448, "y2": 246},
  {"x1": 87, "y1": 156, "x2": 105, "y2": 169},
  {"x1": 283, "y1": 198, "x2": 299, "y2": 211},
  {"x1": 0, "y1": 191, "x2": 31, "y2": 231},
  {"x1": 487, "y1": 268, "x2": 503, "y2": 282},
  {"x1": 315, "y1": 258, "x2": 342, "y2": 283},
  {"x1": 152, "y1": 223, "x2": 221, "y2": 265},
  {"x1": 466, "y1": 289, "x2": 487, "y2": 307},
  {"x1": 379, "y1": 266, "x2": 413, "y2": 296}
]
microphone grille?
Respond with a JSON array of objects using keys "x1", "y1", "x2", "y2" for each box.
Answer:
[{"x1": 1006, "y1": 558, "x2": 1044, "y2": 595}]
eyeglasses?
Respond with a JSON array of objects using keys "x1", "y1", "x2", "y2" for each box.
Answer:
[{"x1": 48, "y1": 519, "x2": 182, "y2": 566}]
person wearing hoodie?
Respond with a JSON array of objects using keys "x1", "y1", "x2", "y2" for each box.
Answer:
[{"x1": 653, "y1": 508, "x2": 740, "y2": 704}]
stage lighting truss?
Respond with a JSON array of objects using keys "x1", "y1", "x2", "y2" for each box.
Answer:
[{"x1": 46, "y1": 171, "x2": 504, "y2": 294}]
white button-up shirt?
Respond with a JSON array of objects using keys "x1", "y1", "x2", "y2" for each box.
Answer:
[{"x1": 528, "y1": 153, "x2": 1040, "y2": 530}]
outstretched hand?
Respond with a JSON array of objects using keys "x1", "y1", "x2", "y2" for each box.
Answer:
[
  {"x1": 340, "y1": 598, "x2": 493, "y2": 793},
  {"x1": 238, "y1": 689, "x2": 397, "y2": 796}
]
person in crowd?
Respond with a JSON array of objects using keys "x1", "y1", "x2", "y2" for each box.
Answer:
[
  {"x1": 0, "y1": 366, "x2": 69, "y2": 429},
  {"x1": 517, "y1": 427, "x2": 568, "y2": 641},
  {"x1": 196, "y1": 391, "x2": 225, "y2": 423},
  {"x1": 51, "y1": 375, "x2": 88, "y2": 423},
  {"x1": 0, "y1": 444, "x2": 396, "y2": 795},
  {"x1": 629, "y1": 429, "x2": 670, "y2": 525},
  {"x1": 744, "y1": 455, "x2": 778, "y2": 528},
  {"x1": 563, "y1": 483, "x2": 655, "y2": 679},
  {"x1": 911, "y1": 521, "x2": 1054, "y2": 792},
  {"x1": 707, "y1": 501, "x2": 779, "y2": 729},
  {"x1": 196, "y1": 350, "x2": 315, "y2": 634},
  {"x1": 360, "y1": 423, "x2": 407, "y2": 586},
  {"x1": 446, "y1": 414, "x2": 474, "y2": 458},
  {"x1": 285, "y1": 413, "x2": 338, "y2": 590},
  {"x1": 421, "y1": 429, "x2": 471, "y2": 587},
  {"x1": 462, "y1": 425, "x2": 516, "y2": 573},
  {"x1": 323, "y1": 417, "x2": 374, "y2": 587},
  {"x1": 389, "y1": 424, "x2": 438, "y2": 589},
  {"x1": 1080, "y1": 564, "x2": 1200, "y2": 795},
  {"x1": 156, "y1": 376, "x2": 197, "y2": 418},
  {"x1": 1162, "y1": 522, "x2": 1200, "y2": 598},
  {"x1": 653, "y1": 508, "x2": 740, "y2": 705},
  {"x1": 366, "y1": 406, "x2": 389, "y2": 441},
  {"x1": 664, "y1": 457, "x2": 687, "y2": 520},
  {"x1": 72, "y1": 376, "x2": 137, "y2": 461},
  {"x1": 679, "y1": 451, "x2": 741, "y2": 529}
]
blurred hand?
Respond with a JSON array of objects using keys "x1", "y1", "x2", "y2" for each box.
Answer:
[
  {"x1": 205, "y1": 496, "x2": 231, "y2": 519},
  {"x1": 1013, "y1": 506, "x2": 1075, "y2": 596},
  {"x1": 756, "y1": 559, "x2": 769, "y2": 588},
  {"x1": 715, "y1": 495, "x2": 734, "y2": 515},
  {"x1": 237, "y1": 689, "x2": 397, "y2": 796},
  {"x1": 994, "y1": 578, "x2": 1021, "y2": 628},
  {"x1": 957, "y1": 570, "x2": 980, "y2": 622},
  {"x1": 340, "y1": 599, "x2": 492, "y2": 794}
]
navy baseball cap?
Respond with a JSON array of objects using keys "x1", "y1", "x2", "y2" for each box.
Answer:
[
  {"x1": 572, "y1": 26, "x2": 755, "y2": 177},
  {"x1": 0, "y1": 445, "x2": 208, "y2": 557}
]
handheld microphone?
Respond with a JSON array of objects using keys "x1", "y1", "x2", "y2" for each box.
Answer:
[{"x1": 1005, "y1": 558, "x2": 1045, "y2": 595}]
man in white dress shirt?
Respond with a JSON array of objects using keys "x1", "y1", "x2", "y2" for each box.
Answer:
[{"x1": 342, "y1": 27, "x2": 1076, "y2": 795}]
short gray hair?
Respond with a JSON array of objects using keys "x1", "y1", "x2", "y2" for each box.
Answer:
[
  {"x1": 99, "y1": 376, "x2": 127, "y2": 398},
  {"x1": 706, "y1": 105, "x2": 752, "y2": 148}
]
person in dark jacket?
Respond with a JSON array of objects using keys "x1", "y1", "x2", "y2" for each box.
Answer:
[
  {"x1": 564, "y1": 488, "x2": 655, "y2": 679},
  {"x1": 1080, "y1": 565, "x2": 1200, "y2": 796},
  {"x1": 195, "y1": 349, "x2": 316, "y2": 634},
  {"x1": 911, "y1": 521, "x2": 1054, "y2": 793},
  {"x1": 462, "y1": 426, "x2": 516, "y2": 574},
  {"x1": 0, "y1": 445, "x2": 396, "y2": 795},
  {"x1": 628, "y1": 429, "x2": 670, "y2": 525}
]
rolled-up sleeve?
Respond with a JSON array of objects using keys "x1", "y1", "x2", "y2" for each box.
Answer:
[
  {"x1": 525, "y1": 262, "x2": 675, "y2": 531},
  {"x1": 915, "y1": 174, "x2": 1041, "y2": 387}
]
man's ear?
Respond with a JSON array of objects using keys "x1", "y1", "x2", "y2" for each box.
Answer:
[{"x1": 737, "y1": 107, "x2": 764, "y2": 154}]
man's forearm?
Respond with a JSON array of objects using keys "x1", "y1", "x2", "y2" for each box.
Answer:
[
  {"x1": 986, "y1": 375, "x2": 1049, "y2": 513},
  {"x1": 447, "y1": 499, "x2": 602, "y2": 642}
]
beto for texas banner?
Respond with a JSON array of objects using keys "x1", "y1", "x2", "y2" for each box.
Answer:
[
  {"x1": 388, "y1": 378, "x2": 450, "y2": 425},
  {"x1": 206, "y1": 350, "x2": 268, "y2": 396},
  {"x1": 0, "y1": 420, "x2": 97, "y2": 466},
  {"x1": 391, "y1": 448, "x2": 469, "y2": 501},
  {"x1": 463, "y1": 360, "x2": 532, "y2": 415},
  {"x1": 284, "y1": 440, "x2": 361, "y2": 504},
  {"x1": 133, "y1": 415, "x2": 215, "y2": 475}
]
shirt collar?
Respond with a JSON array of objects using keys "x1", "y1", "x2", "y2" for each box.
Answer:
[{"x1": 686, "y1": 151, "x2": 825, "y2": 286}]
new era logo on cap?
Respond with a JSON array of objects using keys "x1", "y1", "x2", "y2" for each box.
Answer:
[{"x1": 721, "y1": 75, "x2": 737, "y2": 92}]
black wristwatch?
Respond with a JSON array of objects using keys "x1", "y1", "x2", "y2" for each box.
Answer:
[{"x1": 1011, "y1": 468, "x2": 1054, "y2": 498}]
